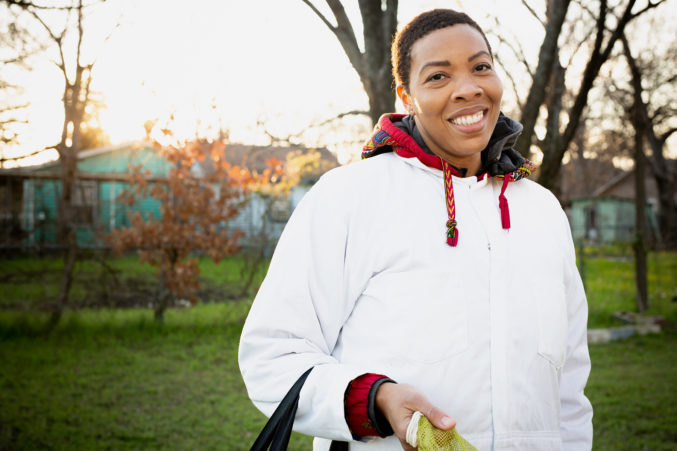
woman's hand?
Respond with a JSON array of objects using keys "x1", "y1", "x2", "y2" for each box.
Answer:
[{"x1": 375, "y1": 382, "x2": 456, "y2": 450}]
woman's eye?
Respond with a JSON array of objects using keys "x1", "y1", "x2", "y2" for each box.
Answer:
[
  {"x1": 427, "y1": 73, "x2": 446, "y2": 82},
  {"x1": 475, "y1": 63, "x2": 492, "y2": 72}
]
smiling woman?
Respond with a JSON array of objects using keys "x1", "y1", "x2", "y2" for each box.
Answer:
[
  {"x1": 398, "y1": 24, "x2": 503, "y2": 175},
  {"x1": 239, "y1": 8, "x2": 593, "y2": 451}
]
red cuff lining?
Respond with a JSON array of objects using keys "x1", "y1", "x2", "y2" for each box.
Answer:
[{"x1": 345, "y1": 373, "x2": 389, "y2": 438}]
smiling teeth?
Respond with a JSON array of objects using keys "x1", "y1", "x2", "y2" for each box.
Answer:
[{"x1": 451, "y1": 111, "x2": 484, "y2": 125}]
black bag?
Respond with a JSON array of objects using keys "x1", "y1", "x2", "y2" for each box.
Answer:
[{"x1": 250, "y1": 368, "x2": 348, "y2": 451}]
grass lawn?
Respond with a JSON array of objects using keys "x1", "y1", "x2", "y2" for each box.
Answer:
[
  {"x1": 587, "y1": 329, "x2": 677, "y2": 450},
  {"x1": 0, "y1": 305, "x2": 675, "y2": 450},
  {"x1": 0, "y1": 252, "x2": 675, "y2": 449},
  {"x1": 0, "y1": 304, "x2": 314, "y2": 450},
  {"x1": 0, "y1": 253, "x2": 264, "y2": 311},
  {"x1": 581, "y1": 251, "x2": 677, "y2": 328}
]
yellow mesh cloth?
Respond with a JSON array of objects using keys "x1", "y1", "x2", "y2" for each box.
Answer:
[{"x1": 417, "y1": 415, "x2": 477, "y2": 451}]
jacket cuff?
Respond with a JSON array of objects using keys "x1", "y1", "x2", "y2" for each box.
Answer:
[{"x1": 345, "y1": 373, "x2": 396, "y2": 439}]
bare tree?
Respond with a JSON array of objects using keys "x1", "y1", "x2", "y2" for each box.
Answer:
[
  {"x1": 496, "y1": 0, "x2": 666, "y2": 196},
  {"x1": 622, "y1": 36, "x2": 676, "y2": 249},
  {"x1": 300, "y1": 0, "x2": 398, "y2": 125},
  {"x1": 621, "y1": 34, "x2": 649, "y2": 311},
  {"x1": 513, "y1": 0, "x2": 571, "y2": 162},
  {"x1": 0, "y1": 4, "x2": 46, "y2": 158},
  {"x1": 541, "y1": 0, "x2": 666, "y2": 194},
  {"x1": 3, "y1": 0, "x2": 116, "y2": 327},
  {"x1": 599, "y1": 14, "x2": 676, "y2": 249}
]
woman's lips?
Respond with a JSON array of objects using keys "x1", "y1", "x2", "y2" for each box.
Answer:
[{"x1": 448, "y1": 109, "x2": 487, "y2": 133}]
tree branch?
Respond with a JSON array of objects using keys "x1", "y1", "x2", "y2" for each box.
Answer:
[
  {"x1": 3, "y1": 0, "x2": 75, "y2": 10},
  {"x1": 659, "y1": 127, "x2": 677, "y2": 145},
  {"x1": 630, "y1": 0, "x2": 665, "y2": 19},
  {"x1": 0, "y1": 103, "x2": 29, "y2": 114},
  {"x1": 521, "y1": 0, "x2": 545, "y2": 27},
  {"x1": 20, "y1": 5, "x2": 69, "y2": 78},
  {"x1": 300, "y1": 0, "x2": 365, "y2": 80},
  {"x1": 491, "y1": 17, "x2": 534, "y2": 77},
  {"x1": 516, "y1": 0, "x2": 571, "y2": 156},
  {"x1": 564, "y1": 22, "x2": 597, "y2": 67},
  {"x1": 494, "y1": 54, "x2": 524, "y2": 111},
  {"x1": 258, "y1": 109, "x2": 369, "y2": 146},
  {"x1": 0, "y1": 144, "x2": 58, "y2": 163},
  {"x1": 75, "y1": 0, "x2": 84, "y2": 69}
]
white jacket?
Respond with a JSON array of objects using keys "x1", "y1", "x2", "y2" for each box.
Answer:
[{"x1": 239, "y1": 152, "x2": 593, "y2": 450}]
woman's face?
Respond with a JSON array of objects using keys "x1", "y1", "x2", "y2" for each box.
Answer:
[{"x1": 399, "y1": 24, "x2": 503, "y2": 170}]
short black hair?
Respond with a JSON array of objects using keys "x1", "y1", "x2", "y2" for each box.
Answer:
[{"x1": 392, "y1": 9, "x2": 492, "y2": 90}]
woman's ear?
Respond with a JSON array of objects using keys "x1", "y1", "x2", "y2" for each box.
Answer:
[{"x1": 396, "y1": 85, "x2": 415, "y2": 115}]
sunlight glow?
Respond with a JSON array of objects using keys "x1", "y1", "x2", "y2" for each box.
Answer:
[{"x1": 9, "y1": 0, "x2": 670, "y2": 169}]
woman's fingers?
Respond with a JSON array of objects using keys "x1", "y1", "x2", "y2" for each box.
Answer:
[
  {"x1": 423, "y1": 404, "x2": 456, "y2": 431},
  {"x1": 375, "y1": 382, "x2": 456, "y2": 449}
]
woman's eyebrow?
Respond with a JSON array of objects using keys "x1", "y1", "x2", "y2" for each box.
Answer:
[
  {"x1": 468, "y1": 50, "x2": 491, "y2": 61},
  {"x1": 418, "y1": 50, "x2": 491, "y2": 75},
  {"x1": 418, "y1": 60, "x2": 450, "y2": 75}
]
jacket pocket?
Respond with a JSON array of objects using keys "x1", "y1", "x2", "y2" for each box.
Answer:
[
  {"x1": 362, "y1": 270, "x2": 468, "y2": 364},
  {"x1": 536, "y1": 277, "x2": 568, "y2": 369}
]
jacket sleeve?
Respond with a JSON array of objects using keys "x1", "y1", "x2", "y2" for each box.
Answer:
[
  {"x1": 558, "y1": 209, "x2": 593, "y2": 450},
  {"x1": 238, "y1": 171, "x2": 376, "y2": 441}
]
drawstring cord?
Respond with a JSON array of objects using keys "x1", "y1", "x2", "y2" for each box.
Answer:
[
  {"x1": 499, "y1": 175, "x2": 511, "y2": 230},
  {"x1": 442, "y1": 160, "x2": 459, "y2": 247},
  {"x1": 442, "y1": 163, "x2": 516, "y2": 247}
]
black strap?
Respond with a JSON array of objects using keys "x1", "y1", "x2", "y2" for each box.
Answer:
[
  {"x1": 329, "y1": 440, "x2": 349, "y2": 450},
  {"x1": 250, "y1": 368, "x2": 313, "y2": 451},
  {"x1": 250, "y1": 367, "x2": 351, "y2": 450}
]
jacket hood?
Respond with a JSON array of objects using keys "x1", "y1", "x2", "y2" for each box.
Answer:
[
  {"x1": 361, "y1": 112, "x2": 537, "y2": 247},
  {"x1": 362, "y1": 112, "x2": 531, "y2": 179}
]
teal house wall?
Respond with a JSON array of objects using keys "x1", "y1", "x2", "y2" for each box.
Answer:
[
  {"x1": 3, "y1": 142, "x2": 339, "y2": 251},
  {"x1": 20, "y1": 143, "x2": 171, "y2": 248},
  {"x1": 568, "y1": 197, "x2": 659, "y2": 244}
]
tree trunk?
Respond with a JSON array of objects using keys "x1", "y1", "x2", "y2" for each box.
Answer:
[
  {"x1": 652, "y1": 169, "x2": 677, "y2": 249},
  {"x1": 632, "y1": 123, "x2": 649, "y2": 313},
  {"x1": 155, "y1": 269, "x2": 170, "y2": 321},
  {"x1": 536, "y1": 0, "x2": 647, "y2": 192},
  {"x1": 301, "y1": 0, "x2": 398, "y2": 126},
  {"x1": 46, "y1": 239, "x2": 77, "y2": 331},
  {"x1": 358, "y1": 0, "x2": 397, "y2": 124},
  {"x1": 538, "y1": 59, "x2": 566, "y2": 197},
  {"x1": 623, "y1": 34, "x2": 649, "y2": 312},
  {"x1": 647, "y1": 130, "x2": 677, "y2": 249},
  {"x1": 516, "y1": 0, "x2": 571, "y2": 158}
]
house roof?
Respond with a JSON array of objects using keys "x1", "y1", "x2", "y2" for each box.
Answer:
[
  {"x1": 592, "y1": 170, "x2": 632, "y2": 197},
  {"x1": 589, "y1": 160, "x2": 676, "y2": 201},
  {"x1": 216, "y1": 143, "x2": 338, "y2": 173},
  {"x1": 2, "y1": 140, "x2": 339, "y2": 176},
  {"x1": 0, "y1": 141, "x2": 145, "y2": 176}
]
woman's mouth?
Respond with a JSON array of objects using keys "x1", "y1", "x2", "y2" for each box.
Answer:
[{"x1": 450, "y1": 110, "x2": 484, "y2": 126}]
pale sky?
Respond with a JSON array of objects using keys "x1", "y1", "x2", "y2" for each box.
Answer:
[{"x1": 1, "y1": 0, "x2": 561, "y2": 166}]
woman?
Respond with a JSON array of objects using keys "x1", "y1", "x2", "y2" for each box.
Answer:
[{"x1": 239, "y1": 9, "x2": 592, "y2": 450}]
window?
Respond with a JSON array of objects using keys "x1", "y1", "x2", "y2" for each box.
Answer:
[
  {"x1": 269, "y1": 197, "x2": 290, "y2": 222},
  {"x1": 584, "y1": 205, "x2": 599, "y2": 240},
  {"x1": 71, "y1": 181, "x2": 97, "y2": 225}
]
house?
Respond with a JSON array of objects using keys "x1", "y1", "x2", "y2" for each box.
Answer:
[
  {"x1": 0, "y1": 141, "x2": 338, "y2": 251},
  {"x1": 567, "y1": 166, "x2": 669, "y2": 245}
]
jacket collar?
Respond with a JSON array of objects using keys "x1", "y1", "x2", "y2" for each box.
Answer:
[
  {"x1": 362, "y1": 112, "x2": 527, "y2": 178},
  {"x1": 361, "y1": 112, "x2": 536, "y2": 247}
]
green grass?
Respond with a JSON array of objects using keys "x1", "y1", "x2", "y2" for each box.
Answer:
[
  {"x1": 0, "y1": 252, "x2": 675, "y2": 449},
  {"x1": 580, "y1": 251, "x2": 677, "y2": 328},
  {"x1": 0, "y1": 303, "x2": 314, "y2": 450},
  {"x1": 0, "y1": 253, "x2": 267, "y2": 310},
  {"x1": 587, "y1": 330, "x2": 677, "y2": 450},
  {"x1": 0, "y1": 304, "x2": 675, "y2": 450}
]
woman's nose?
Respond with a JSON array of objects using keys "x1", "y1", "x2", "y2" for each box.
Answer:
[{"x1": 453, "y1": 76, "x2": 482, "y2": 100}]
